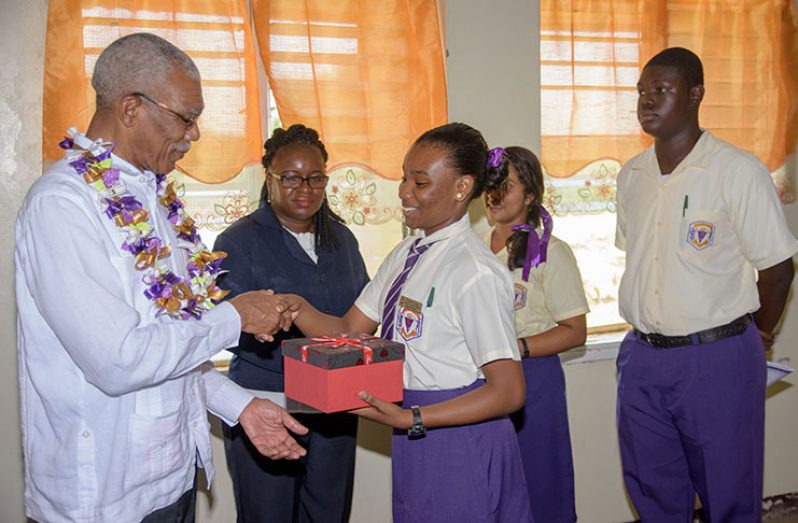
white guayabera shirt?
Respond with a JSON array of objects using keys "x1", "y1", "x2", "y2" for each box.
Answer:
[{"x1": 15, "y1": 132, "x2": 253, "y2": 523}]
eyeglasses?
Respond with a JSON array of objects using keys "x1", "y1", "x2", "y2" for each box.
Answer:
[
  {"x1": 270, "y1": 172, "x2": 329, "y2": 189},
  {"x1": 132, "y1": 92, "x2": 199, "y2": 130}
]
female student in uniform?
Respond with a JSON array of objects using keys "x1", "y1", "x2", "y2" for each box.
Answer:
[
  {"x1": 281, "y1": 123, "x2": 533, "y2": 523},
  {"x1": 213, "y1": 124, "x2": 369, "y2": 523},
  {"x1": 484, "y1": 146, "x2": 588, "y2": 523}
]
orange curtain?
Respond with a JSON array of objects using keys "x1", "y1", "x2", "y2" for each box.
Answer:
[
  {"x1": 541, "y1": 0, "x2": 798, "y2": 182},
  {"x1": 666, "y1": 0, "x2": 798, "y2": 175},
  {"x1": 42, "y1": 0, "x2": 263, "y2": 183},
  {"x1": 540, "y1": 0, "x2": 659, "y2": 178},
  {"x1": 251, "y1": 0, "x2": 448, "y2": 180}
]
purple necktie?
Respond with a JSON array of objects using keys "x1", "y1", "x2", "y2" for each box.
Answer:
[{"x1": 380, "y1": 238, "x2": 432, "y2": 340}]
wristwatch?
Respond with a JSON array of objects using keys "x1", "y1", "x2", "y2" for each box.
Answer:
[
  {"x1": 519, "y1": 337, "x2": 530, "y2": 358},
  {"x1": 407, "y1": 405, "x2": 427, "y2": 439}
]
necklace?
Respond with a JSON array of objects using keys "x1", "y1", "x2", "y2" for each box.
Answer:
[{"x1": 60, "y1": 131, "x2": 229, "y2": 320}]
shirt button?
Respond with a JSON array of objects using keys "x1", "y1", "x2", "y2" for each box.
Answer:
[
  {"x1": 193, "y1": 421, "x2": 199, "y2": 428},
  {"x1": 82, "y1": 431, "x2": 90, "y2": 438},
  {"x1": 319, "y1": 275, "x2": 326, "y2": 283}
]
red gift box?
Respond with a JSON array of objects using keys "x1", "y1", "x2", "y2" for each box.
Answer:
[{"x1": 282, "y1": 333, "x2": 405, "y2": 413}]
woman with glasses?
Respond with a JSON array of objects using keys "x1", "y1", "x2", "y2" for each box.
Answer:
[{"x1": 213, "y1": 124, "x2": 369, "y2": 523}]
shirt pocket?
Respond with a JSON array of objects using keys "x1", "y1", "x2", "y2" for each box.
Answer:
[
  {"x1": 677, "y1": 210, "x2": 732, "y2": 270},
  {"x1": 124, "y1": 408, "x2": 190, "y2": 492}
]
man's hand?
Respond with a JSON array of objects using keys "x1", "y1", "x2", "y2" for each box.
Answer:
[
  {"x1": 228, "y1": 290, "x2": 300, "y2": 341},
  {"x1": 238, "y1": 398, "x2": 309, "y2": 460},
  {"x1": 758, "y1": 329, "x2": 775, "y2": 350}
]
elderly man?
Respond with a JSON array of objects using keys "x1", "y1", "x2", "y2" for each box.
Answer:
[{"x1": 15, "y1": 33, "x2": 307, "y2": 522}]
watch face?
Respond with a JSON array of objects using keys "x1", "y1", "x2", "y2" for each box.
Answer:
[{"x1": 407, "y1": 425, "x2": 427, "y2": 439}]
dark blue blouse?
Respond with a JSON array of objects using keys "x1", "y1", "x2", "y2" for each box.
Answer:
[{"x1": 213, "y1": 205, "x2": 369, "y2": 391}]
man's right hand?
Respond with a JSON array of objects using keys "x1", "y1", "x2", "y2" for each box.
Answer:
[
  {"x1": 228, "y1": 290, "x2": 299, "y2": 341},
  {"x1": 238, "y1": 398, "x2": 309, "y2": 460}
]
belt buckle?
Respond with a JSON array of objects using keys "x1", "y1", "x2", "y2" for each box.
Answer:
[{"x1": 640, "y1": 332, "x2": 660, "y2": 347}]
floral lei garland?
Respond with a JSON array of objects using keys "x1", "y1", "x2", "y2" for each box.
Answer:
[{"x1": 60, "y1": 132, "x2": 229, "y2": 320}]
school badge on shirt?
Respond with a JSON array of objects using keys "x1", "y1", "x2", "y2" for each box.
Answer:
[
  {"x1": 397, "y1": 296, "x2": 424, "y2": 341},
  {"x1": 686, "y1": 221, "x2": 716, "y2": 250},
  {"x1": 514, "y1": 283, "x2": 528, "y2": 310}
]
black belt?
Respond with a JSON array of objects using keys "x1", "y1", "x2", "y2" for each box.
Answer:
[{"x1": 634, "y1": 315, "x2": 751, "y2": 349}]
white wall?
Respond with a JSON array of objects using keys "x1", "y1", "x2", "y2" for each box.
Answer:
[
  {"x1": 2, "y1": 1, "x2": 796, "y2": 523},
  {"x1": 0, "y1": 0, "x2": 47, "y2": 520}
]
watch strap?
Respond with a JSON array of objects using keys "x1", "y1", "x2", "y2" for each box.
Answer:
[
  {"x1": 519, "y1": 337, "x2": 530, "y2": 358},
  {"x1": 407, "y1": 405, "x2": 426, "y2": 438}
]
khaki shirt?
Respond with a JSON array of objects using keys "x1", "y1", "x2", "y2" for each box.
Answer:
[
  {"x1": 486, "y1": 231, "x2": 589, "y2": 338},
  {"x1": 616, "y1": 131, "x2": 798, "y2": 335}
]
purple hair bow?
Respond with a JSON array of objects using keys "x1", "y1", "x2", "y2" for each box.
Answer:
[
  {"x1": 487, "y1": 147, "x2": 505, "y2": 168},
  {"x1": 512, "y1": 206, "x2": 553, "y2": 282}
]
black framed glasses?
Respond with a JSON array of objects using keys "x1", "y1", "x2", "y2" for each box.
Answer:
[
  {"x1": 270, "y1": 172, "x2": 329, "y2": 189},
  {"x1": 132, "y1": 92, "x2": 199, "y2": 130}
]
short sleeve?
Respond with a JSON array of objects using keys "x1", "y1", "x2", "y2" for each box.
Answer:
[
  {"x1": 456, "y1": 270, "x2": 520, "y2": 367},
  {"x1": 728, "y1": 163, "x2": 798, "y2": 270},
  {"x1": 615, "y1": 167, "x2": 628, "y2": 251},
  {"x1": 542, "y1": 240, "x2": 590, "y2": 322}
]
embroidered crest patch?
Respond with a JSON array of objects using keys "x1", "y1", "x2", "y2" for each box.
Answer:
[
  {"x1": 686, "y1": 221, "x2": 716, "y2": 250},
  {"x1": 397, "y1": 306, "x2": 424, "y2": 341},
  {"x1": 514, "y1": 283, "x2": 528, "y2": 310}
]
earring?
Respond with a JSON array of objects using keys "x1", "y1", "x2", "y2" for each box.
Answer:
[{"x1": 456, "y1": 192, "x2": 463, "y2": 201}]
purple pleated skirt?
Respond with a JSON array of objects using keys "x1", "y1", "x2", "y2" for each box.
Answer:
[{"x1": 392, "y1": 381, "x2": 534, "y2": 523}]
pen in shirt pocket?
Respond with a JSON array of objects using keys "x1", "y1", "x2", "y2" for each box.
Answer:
[
  {"x1": 682, "y1": 195, "x2": 689, "y2": 217},
  {"x1": 426, "y1": 286, "x2": 435, "y2": 307}
]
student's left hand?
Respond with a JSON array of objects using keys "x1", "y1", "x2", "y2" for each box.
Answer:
[{"x1": 349, "y1": 391, "x2": 413, "y2": 429}]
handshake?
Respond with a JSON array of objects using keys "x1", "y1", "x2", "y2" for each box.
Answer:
[{"x1": 228, "y1": 290, "x2": 301, "y2": 341}]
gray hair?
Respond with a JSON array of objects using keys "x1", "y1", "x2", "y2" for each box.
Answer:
[{"x1": 92, "y1": 33, "x2": 200, "y2": 108}]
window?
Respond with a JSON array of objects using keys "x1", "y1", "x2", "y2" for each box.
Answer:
[
  {"x1": 539, "y1": 0, "x2": 798, "y2": 333},
  {"x1": 540, "y1": 0, "x2": 649, "y2": 330}
]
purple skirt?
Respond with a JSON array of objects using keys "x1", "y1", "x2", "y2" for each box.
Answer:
[{"x1": 392, "y1": 381, "x2": 534, "y2": 523}]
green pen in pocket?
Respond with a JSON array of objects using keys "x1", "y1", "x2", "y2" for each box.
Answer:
[{"x1": 426, "y1": 286, "x2": 435, "y2": 307}]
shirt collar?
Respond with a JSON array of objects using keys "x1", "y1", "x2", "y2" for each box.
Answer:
[
  {"x1": 634, "y1": 129, "x2": 714, "y2": 176},
  {"x1": 671, "y1": 129, "x2": 714, "y2": 174},
  {"x1": 251, "y1": 204, "x2": 282, "y2": 229},
  {"x1": 72, "y1": 131, "x2": 156, "y2": 183},
  {"x1": 417, "y1": 212, "x2": 471, "y2": 246}
]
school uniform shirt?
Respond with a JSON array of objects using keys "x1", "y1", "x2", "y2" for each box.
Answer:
[
  {"x1": 615, "y1": 130, "x2": 798, "y2": 336},
  {"x1": 355, "y1": 214, "x2": 520, "y2": 390},
  {"x1": 485, "y1": 231, "x2": 589, "y2": 338},
  {"x1": 15, "y1": 132, "x2": 250, "y2": 523}
]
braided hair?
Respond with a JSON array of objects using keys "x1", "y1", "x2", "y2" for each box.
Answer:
[
  {"x1": 485, "y1": 147, "x2": 546, "y2": 272},
  {"x1": 260, "y1": 124, "x2": 343, "y2": 250}
]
